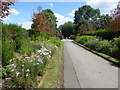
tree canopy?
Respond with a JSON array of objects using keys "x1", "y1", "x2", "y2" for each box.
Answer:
[
  {"x1": 74, "y1": 5, "x2": 100, "y2": 34},
  {"x1": 32, "y1": 8, "x2": 57, "y2": 35},
  {"x1": 59, "y1": 21, "x2": 74, "y2": 38}
]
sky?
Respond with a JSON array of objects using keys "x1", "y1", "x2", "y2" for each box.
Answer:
[{"x1": 2, "y1": 0, "x2": 120, "y2": 29}]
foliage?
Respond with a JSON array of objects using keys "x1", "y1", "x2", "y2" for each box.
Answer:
[
  {"x1": 84, "y1": 29, "x2": 118, "y2": 40},
  {"x1": 75, "y1": 35, "x2": 97, "y2": 45},
  {"x1": 0, "y1": 0, "x2": 16, "y2": 20},
  {"x1": 74, "y1": 5, "x2": 100, "y2": 34},
  {"x1": 32, "y1": 8, "x2": 57, "y2": 35},
  {"x1": 3, "y1": 41, "x2": 59, "y2": 88},
  {"x1": 94, "y1": 14, "x2": 112, "y2": 30},
  {"x1": 114, "y1": 36, "x2": 120, "y2": 47},
  {"x1": 2, "y1": 23, "x2": 40, "y2": 66},
  {"x1": 108, "y1": 16, "x2": 120, "y2": 32},
  {"x1": 59, "y1": 21, "x2": 75, "y2": 38},
  {"x1": 75, "y1": 36, "x2": 120, "y2": 60}
]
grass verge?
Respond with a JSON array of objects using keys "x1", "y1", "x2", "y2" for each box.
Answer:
[
  {"x1": 38, "y1": 43, "x2": 64, "y2": 88},
  {"x1": 73, "y1": 41, "x2": 120, "y2": 66}
]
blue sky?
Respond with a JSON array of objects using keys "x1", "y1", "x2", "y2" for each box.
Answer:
[{"x1": 3, "y1": 0, "x2": 120, "y2": 29}]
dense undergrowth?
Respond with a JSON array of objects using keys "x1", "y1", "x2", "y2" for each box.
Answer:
[
  {"x1": 75, "y1": 34, "x2": 120, "y2": 61},
  {"x1": 1, "y1": 23, "x2": 62, "y2": 88}
]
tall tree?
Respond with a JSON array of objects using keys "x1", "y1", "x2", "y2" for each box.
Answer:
[
  {"x1": 59, "y1": 21, "x2": 74, "y2": 38},
  {"x1": 32, "y1": 8, "x2": 57, "y2": 35},
  {"x1": 74, "y1": 5, "x2": 100, "y2": 34},
  {"x1": 94, "y1": 14, "x2": 112, "y2": 30}
]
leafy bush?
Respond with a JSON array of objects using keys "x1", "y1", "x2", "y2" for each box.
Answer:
[
  {"x1": 76, "y1": 35, "x2": 120, "y2": 60},
  {"x1": 2, "y1": 24, "x2": 42, "y2": 66},
  {"x1": 84, "y1": 29, "x2": 118, "y2": 40},
  {"x1": 75, "y1": 35, "x2": 97, "y2": 45},
  {"x1": 109, "y1": 37, "x2": 120, "y2": 59},
  {"x1": 2, "y1": 38, "x2": 16, "y2": 66},
  {"x1": 113, "y1": 36, "x2": 120, "y2": 47},
  {"x1": 94, "y1": 40, "x2": 112, "y2": 54}
]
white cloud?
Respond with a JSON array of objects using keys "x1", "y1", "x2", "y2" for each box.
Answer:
[
  {"x1": 69, "y1": 10, "x2": 76, "y2": 16},
  {"x1": 69, "y1": 9, "x2": 77, "y2": 16},
  {"x1": 50, "y1": 3, "x2": 54, "y2": 7},
  {"x1": 2, "y1": 16, "x2": 11, "y2": 21},
  {"x1": 86, "y1": 0, "x2": 119, "y2": 10},
  {"x1": 9, "y1": 8, "x2": 20, "y2": 15},
  {"x1": 18, "y1": 22, "x2": 33, "y2": 29},
  {"x1": 54, "y1": 13, "x2": 74, "y2": 27}
]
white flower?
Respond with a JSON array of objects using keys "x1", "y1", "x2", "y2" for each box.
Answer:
[
  {"x1": 37, "y1": 50, "x2": 41, "y2": 53},
  {"x1": 48, "y1": 55, "x2": 51, "y2": 59},
  {"x1": 26, "y1": 69, "x2": 30, "y2": 72},
  {"x1": 14, "y1": 65, "x2": 16, "y2": 68},
  {"x1": 11, "y1": 69, "x2": 15, "y2": 72},
  {"x1": 16, "y1": 72, "x2": 20, "y2": 77},
  {"x1": 25, "y1": 57, "x2": 30, "y2": 59},
  {"x1": 36, "y1": 63, "x2": 39, "y2": 65},
  {"x1": 22, "y1": 69, "x2": 24, "y2": 71},
  {"x1": 22, "y1": 65, "x2": 24, "y2": 67},
  {"x1": 11, "y1": 64, "x2": 15, "y2": 66},
  {"x1": 9, "y1": 59, "x2": 12, "y2": 62},
  {"x1": 49, "y1": 51, "x2": 52, "y2": 54}
]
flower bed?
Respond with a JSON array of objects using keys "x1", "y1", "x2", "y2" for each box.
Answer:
[{"x1": 2, "y1": 44, "x2": 57, "y2": 88}]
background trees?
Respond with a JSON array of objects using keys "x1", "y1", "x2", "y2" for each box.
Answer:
[
  {"x1": 59, "y1": 21, "x2": 74, "y2": 38},
  {"x1": 74, "y1": 5, "x2": 100, "y2": 34},
  {"x1": 32, "y1": 8, "x2": 57, "y2": 35}
]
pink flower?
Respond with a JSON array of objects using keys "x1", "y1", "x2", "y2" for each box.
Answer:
[
  {"x1": 38, "y1": 58, "x2": 43, "y2": 63},
  {"x1": 26, "y1": 74, "x2": 28, "y2": 77}
]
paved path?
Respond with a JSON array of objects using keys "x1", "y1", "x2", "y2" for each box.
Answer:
[{"x1": 63, "y1": 39, "x2": 118, "y2": 88}]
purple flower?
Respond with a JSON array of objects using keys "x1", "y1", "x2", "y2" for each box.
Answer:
[
  {"x1": 31, "y1": 55, "x2": 34, "y2": 59},
  {"x1": 11, "y1": 69, "x2": 15, "y2": 72},
  {"x1": 38, "y1": 58, "x2": 43, "y2": 63}
]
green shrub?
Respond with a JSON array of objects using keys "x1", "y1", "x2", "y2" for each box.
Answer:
[
  {"x1": 113, "y1": 36, "x2": 120, "y2": 47},
  {"x1": 49, "y1": 36, "x2": 61, "y2": 47},
  {"x1": 95, "y1": 40, "x2": 112, "y2": 54},
  {"x1": 75, "y1": 35, "x2": 97, "y2": 45},
  {"x1": 2, "y1": 38, "x2": 16, "y2": 66},
  {"x1": 84, "y1": 29, "x2": 118, "y2": 40}
]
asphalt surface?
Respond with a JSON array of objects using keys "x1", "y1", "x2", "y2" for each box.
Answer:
[{"x1": 63, "y1": 39, "x2": 118, "y2": 88}]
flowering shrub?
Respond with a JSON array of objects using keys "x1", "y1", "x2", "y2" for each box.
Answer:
[{"x1": 3, "y1": 45, "x2": 55, "y2": 88}]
